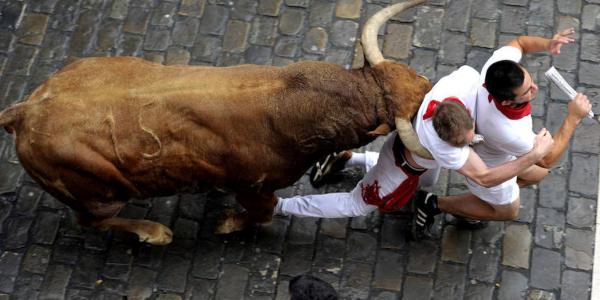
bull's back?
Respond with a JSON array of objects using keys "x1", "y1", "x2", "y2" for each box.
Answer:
[{"x1": 13, "y1": 57, "x2": 342, "y2": 197}]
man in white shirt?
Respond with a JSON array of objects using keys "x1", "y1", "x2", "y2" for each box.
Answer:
[
  {"x1": 413, "y1": 28, "x2": 593, "y2": 239},
  {"x1": 276, "y1": 66, "x2": 554, "y2": 219}
]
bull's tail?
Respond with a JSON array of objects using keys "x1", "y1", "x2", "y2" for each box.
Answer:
[{"x1": 0, "y1": 102, "x2": 27, "y2": 134}]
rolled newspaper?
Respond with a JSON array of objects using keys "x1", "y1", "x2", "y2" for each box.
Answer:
[{"x1": 544, "y1": 66, "x2": 594, "y2": 119}]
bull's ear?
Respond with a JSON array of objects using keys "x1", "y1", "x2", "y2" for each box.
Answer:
[{"x1": 367, "y1": 123, "x2": 391, "y2": 137}]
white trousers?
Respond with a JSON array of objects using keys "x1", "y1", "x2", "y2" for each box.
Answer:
[{"x1": 276, "y1": 134, "x2": 420, "y2": 218}]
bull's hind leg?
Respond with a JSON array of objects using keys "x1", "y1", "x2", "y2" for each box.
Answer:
[{"x1": 215, "y1": 192, "x2": 277, "y2": 234}]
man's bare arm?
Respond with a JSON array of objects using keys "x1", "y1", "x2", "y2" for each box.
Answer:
[
  {"x1": 507, "y1": 28, "x2": 575, "y2": 55},
  {"x1": 538, "y1": 93, "x2": 592, "y2": 168},
  {"x1": 458, "y1": 129, "x2": 554, "y2": 188}
]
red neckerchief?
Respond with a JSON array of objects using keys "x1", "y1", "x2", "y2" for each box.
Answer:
[
  {"x1": 484, "y1": 84, "x2": 531, "y2": 120},
  {"x1": 422, "y1": 97, "x2": 465, "y2": 120}
]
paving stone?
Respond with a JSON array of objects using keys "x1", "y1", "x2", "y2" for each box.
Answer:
[
  {"x1": 581, "y1": 33, "x2": 600, "y2": 63},
  {"x1": 468, "y1": 244, "x2": 499, "y2": 283},
  {"x1": 310, "y1": 0, "x2": 335, "y2": 27},
  {"x1": 567, "y1": 197, "x2": 595, "y2": 228},
  {"x1": 255, "y1": 218, "x2": 288, "y2": 254},
  {"x1": 579, "y1": 61, "x2": 600, "y2": 87},
  {"x1": 530, "y1": 247, "x2": 560, "y2": 290},
  {"x1": 185, "y1": 278, "x2": 215, "y2": 300},
  {"x1": 215, "y1": 264, "x2": 248, "y2": 300},
  {"x1": 528, "y1": 0, "x2": 554, "y2": 27},
  {"x1": 279, "y1": 8, "x2": 305, "y2": 36},
  {"x1": 330, "y1": 20, "x2": 358, "y2": 48},
  {"x1": 500, "y1": 5, "x2": 527, "y2": 34},
  {"x1": 564, "y1": 227, "x2": 593, "y2": 270},
  {"x1": 0, "y1": 252, "x2": 22, "y2": 277},
  {"x1": 287, "y1": 216, "x2": 318, "y2": 244},
  {"x1": 538, "y1": 172, "x2": 567, "y2": 208},
  {"x1": 5, "y1": 217, "x2": 33, "y2": 249},
  {"x1": 497, "y1": 270, "x2": 528, "y2": 300},
  {"x1": 573, "y1": 121, "x2": 600, "y2": 154},
  {"x1": 126, "y1": 267, "x2": 156, "y2": 300},
  {"x1": 190, "y1": 240, "x2": 224, "y2": 279},
  {"x1": 324, "y1": 48, "x2": 352, "y2": 67},
  {"x1": 380, "y1": 215, "x2": 410, "y2": 250},
  {"x1": 401, "y1": 276, "x2": 432, "y2": 300},
  {"x1": 445, "y1": 0, "x2": 472, "y2": 32},
  {"x1": 172, "y1": 17, "x2": 200, "y2": 47},
  {"x1": 280, "y1": 244, "x2": 312, "y2": 277},
  {"x1": 245, "y1": 252, "x2": 281, "y2": 295},
  {"x1": 346, "y1": 231, "x2": 376, "y2": 263},
  {"x1": 372, "y1": 290, "x2": 398, "y2": 300},
  {"x1": 410, "y1": 48, "x2": 437, "y2": 83},
  {"x1": 317, "y1": 218, "x2": 345, "y2": 239},
  {"x1": 48, "y1": 0, "x2": 79, "y2": 31},
  {"x1": 258, "y1": 0, "x2": 283, "y2": 16},
  {"x1": 52, "y1": 237, "x2": 82, "y2": 265},
  {"x1": 117, "y1": 34, "x2": 143, "y2": 56},
  {"x1": 5, "y1": 45, "x2": 38, "y2": 76},
  {"x1": 582, "y1": 4, "x2": 600, "y2": 30},
  {"x1": 250, "y1": 16, "x2": 278, "y2": 47},
  {"x1": 39, "y1": 264, "x2": 72, "y2": 300},
  {"x1": 95, "y1": 20, "x2": 120, "y2": 52},
  {"x1": 222, "y1": 20, "x2": 250, "y2": 53},
  {"x1": 150, "y1": 1, "x2": 176, "y2": 26},
  {"x1": 516, "y1": 188, "x2": 536, "y2": 223},
  {"x1": 372, "y1": 250, "x2": 403, "y2": 291},
  {"x1": 335, "y1": 0, "x2": 362, "y2": 19},
  {"x1": 31, "y1": 211, "x2": 60, "y2": 245},
  {"x1": 558, "y1": 0, "x2": 582, "y2": 14},
  {"x1": 441, "y1": 225, "x2": 471, "y2": 263},
  {"x1": 0, "y1": 30, "x2": 15, "y2": 54},
  {"x1": 528, "y1": 290, "x2": 557, "y2": 300},
  {"x1": 123, "y1": 7, "x2": 151, "y2": 34},
  {"x1": 157, "y1": 254, "x2": 191, "y2": 293},
  {"x1": 69, "y1": 9, "x2": 100, "y2": 56},
  {"x1": 12, "y1": 273, "x2": 43, "y2": 299},
  {"x1": 0, "y1": 161, "x2": 21, "y2": 196},
  {"x1": 340, "y1": 262, "x2": 371, "y2": 300},
  {"x1": 134, "y1": 244, "x2": 164, "y2": 269},
  {"x1": 434, "y1": 263, "x2": 466, "y2": 299},
  {"x1": 561, "y1": 270, "x2": 590, "y2": 300},
  {"x1": 472, "y1": 0, "x2": 498, "y2": 19},
  {"x1": 535, "y1": 207, "x2": 565, "y2": 249},
  {"x1": 413, "y1": 7, "x2": 444, "y2": 49},
  {"x1": 440, "y1": 31, "x2": 466, "y2": 64},
  {"x1": 407, "y1": 239, "x2": 438, "y2": 275},
  {"x1": 179, "y1": 0, "x2": 205, "y2": 17},
  {"x1": 108, "y1": 0, "x2": 128, "y2": 20},
  {"x1": 17, "y1": 13, "x2": 49, "y2": 46},
  {"x1": 464, "y1": 283, "x2": 494, "y2": 300},
  {"x1": 383, "y1": 23, "x2": 412, "y2": 60},
  {"x1": 502, "y1": 224, "x2": 531, "y2": 269},
  {"x1": 470, "y1": 19, "x2": 497, "y2": 49},
  {"x1": 302, "y1": 27, "x2": 327, "y2": 55},
  {"x1": 70, "y1": 252, "x2": 103, "y2": 289},
  {"x1": 15, "y1": 185, "x2": 43, "y2": 215},
  {"x1": 143, "y1": 29, "x2": 171, "y2": 51},
  {"x1": 569, "y1": 153, "x2": 598, "y2": 197},
  {"x1": 313, "y1": 236, "x2": 344, "y2": 275},
  {"x1": 191, "y1": 35, "x2": 221, "y2": 63}
]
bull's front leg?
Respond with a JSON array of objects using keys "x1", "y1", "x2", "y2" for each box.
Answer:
[{"x1": 215, "y1": 191, "x2": 277, "y2": 234}]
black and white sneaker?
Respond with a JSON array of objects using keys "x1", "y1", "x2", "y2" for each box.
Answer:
[
  {"x1": 411, "y1": 191, "x2": 441, "y2": 241},
  {"x1": 450, "y1": 215, "x2": 489, "y2": 230},
  {"x1": 309, "y1": 151, "x2": 350, "y2": 188}
]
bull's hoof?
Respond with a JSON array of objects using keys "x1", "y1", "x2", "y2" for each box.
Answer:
[
  {"x1": 215, "y1": 216, "x2": 244, "y2": 234},
  {"x1": 137, "y1": 221, "x2": 173, "y2": 245}
]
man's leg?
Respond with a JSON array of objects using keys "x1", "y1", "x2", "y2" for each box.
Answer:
[
  {"x1": 276, "y1": 190, "x2": 377, "y2": 218},
  {"x1": 437, "y1": 193, "x2": 520, "y2": 220},
  {"x1": 517, "y1": 164, "x2": 549, "y2": 187}
]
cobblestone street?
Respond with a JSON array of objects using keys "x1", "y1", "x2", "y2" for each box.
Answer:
[{"x1": 0, "y1": 0, "x2": 599, "y2": 299}]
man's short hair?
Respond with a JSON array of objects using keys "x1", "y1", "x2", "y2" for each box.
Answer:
[
  {"x1": 433, "y1": 101, "x2": 473, "y2": 147},
  {"x1": 289, "y1": 275, "x2": 338, "y2": 300},
  {"x1": 484, "y1": 60, "x2": 525, "y2": 102}
]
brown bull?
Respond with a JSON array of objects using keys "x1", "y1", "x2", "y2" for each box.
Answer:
[{"x1": 0, "y1": 0, "x2": 431, "y2": 245}]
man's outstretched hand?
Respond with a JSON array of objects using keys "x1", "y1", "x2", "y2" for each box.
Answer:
[{"x1": 549, "y1": 27, "x2": 575, "y2": 55}]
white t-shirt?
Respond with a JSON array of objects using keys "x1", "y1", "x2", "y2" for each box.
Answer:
[
  {"x1": 412, "y1": 65, "x2": 480, "y2": 170},
  {"x1": 473, "y1": 46, "x2": 536, "y2": 167}
]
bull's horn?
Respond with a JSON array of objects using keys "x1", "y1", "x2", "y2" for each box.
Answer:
[
  {"x1": 361, "y1": 0, "x2": 425, "y2": 66},
  {"x1": 395, "y1": 117, "x2": 433, "y2": 160}
]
